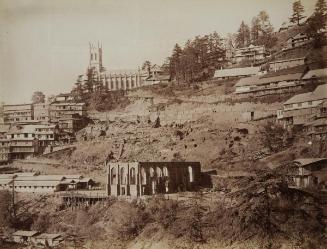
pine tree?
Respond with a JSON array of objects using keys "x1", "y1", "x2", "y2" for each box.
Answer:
[
  {"x1": 236, "y1": 21, "x2": 251, "y2": 48},
  {"x1": 290, "y1": 0, "x2": 306, "y2": 25}
]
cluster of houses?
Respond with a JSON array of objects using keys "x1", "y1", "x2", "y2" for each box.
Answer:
[
  {"x1": 0, "y1": 172, "x2": 94, "y2": 193},
  {"x1": 0, "y1": 94, "x2": 89, "y2": 164}
]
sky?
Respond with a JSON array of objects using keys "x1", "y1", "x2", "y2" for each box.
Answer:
[{"x1": 0, "y1": 0, "x2": 316, "y2": 104}]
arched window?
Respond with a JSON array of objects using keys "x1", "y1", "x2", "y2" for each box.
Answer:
[
  {"x1": 141, "y1": 167, "x2": 147, "y2": 185},
  {"x1": 111, "y1": 167, "x2": 117, "y2": 184},
  {"x1": 91, "y1": 54, "x2": 93, "y2": 60},
  {"x1": 163, "y1": 167, "x2": 168, "y2": 177},
  {"x1": 149, "y1": 167, "x2": 155, "y2": 177},
  {"x1": 120, "y1": 167, "x2": 126, "y2": 185},
  {"x1": 130, "y1": 167, "x2": 136, "y2": 184},
  {"x1": 188, "y1": 166, "x2": 194, "y2": 183},
  {"x1": 156, "y1": 167, "x2": 163, "y2": 178}
]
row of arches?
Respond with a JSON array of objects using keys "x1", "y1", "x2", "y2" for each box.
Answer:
[{"x1": 110, "y1": 166, "x2": 194, "y2": 186}]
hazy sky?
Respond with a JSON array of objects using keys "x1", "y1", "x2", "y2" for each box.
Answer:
[{"x1": 0, "y1": 0, "x2": 315, "y2": 104}]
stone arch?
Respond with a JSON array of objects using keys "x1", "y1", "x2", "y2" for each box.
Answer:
[
  {"x1": 120, "y1": 167, "x2": 127, "y2": 185},
  {"x1": 149, "y1": 167, "x2": 155, "y2": 178},
  {"x1": 188, "y1": 166, "x2": 194, "y2": 183},
  {"x1": 130, "y1": 167, "x2": 136, "y2": 184},
  {"x1": 111, "y1": 167, "x2": 117, "y2": 184},
  {"x1": 141, "y1": 167, "x2": 147, "y2": 185},
  {"x1": 156, "y1": 167, "x2": 163, "y2": 178},
  {"x1": 163, "y1": 167, "x2": 169, "y2": 177}
]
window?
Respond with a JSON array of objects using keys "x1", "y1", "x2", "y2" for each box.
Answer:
[
  {"x1": 120, "y1": 167, "x2": 127, "y2": 185},
  {"x1": 163, "y1": 167, "x2": 168, "y2": 177},
  {"x1": 308, "y1": 101, "x2": 312, "y2": 105},
  {"x1": 130, "y1": 167, "x2": 136, "y2": 184},
  {"x1": 95, "y1": 53, "x2": 97, "y2": 60},
  {"x1": 91, "y1": 54, "x2": 93, "y2": 60},
  {"x1": 141, "y1": 168, "x2": 147, "y2": 185},
  {"x1": 188, "y1": 166, "x2": 194, "y2": 183},
  {"x1": 298, "y1": 103, "x2": 302, "y2": 107},
  {"x1": 111, "y1": 167, "x2": 117, "y2": 184},
  {"x1": 156, "y1": 167, "x2": 163, "y2": 178},
  {"x1": 149, "y1": 167, "x2": 155, "y2": 177}
]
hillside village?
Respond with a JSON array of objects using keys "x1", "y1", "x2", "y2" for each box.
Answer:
[{"x1": 1, "y1": 0, "x2": 327, "y2": 249}]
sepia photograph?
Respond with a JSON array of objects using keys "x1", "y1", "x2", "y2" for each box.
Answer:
[{"x1": 0, "y1": 0, "x2": 327, "y2": 248}]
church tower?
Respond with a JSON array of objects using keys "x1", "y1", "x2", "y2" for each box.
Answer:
[{"x1": 89, "y1": 42, "x2": 103, "y2": 72}]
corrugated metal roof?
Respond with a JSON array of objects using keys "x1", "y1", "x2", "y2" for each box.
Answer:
[
  {"x1": 302, "y1": 68, "x2": 327, "y2": 79},
  {"x1": 15, "y1": 175, "x2": 65, "y2": 181},
  {"x1": 284, "y1": 84, "x2": 327, "y2": 104},
  {"x1": 214, "y1": 66, "x2": 260, "y2": 78},
  {"x1": 258, "y1": 73, "x2": 302, "y2": 85},
  {"x1": 235, "y1": 76, "x2": 260, "y2": 87},
  {"x1": 294, "y1": 158, "x2": 327, "y2": 166},
  {"x1": 0, "y1": 174, "x2": 14, "y2": 179},
  {"x1": 0, "y1": 179, "x2": 13, "y2": 185},
  {"x1": 14, "y1": 180, "x2": 61, "y2": 187},
  {"x1": 12, "y1": 231, "x2": 39, "y2": 237},
  {"x1": 35, "y1": 233, "x2": 62, "y2": 240}
]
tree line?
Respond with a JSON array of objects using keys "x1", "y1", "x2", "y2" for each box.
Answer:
[{"x1": 163, "y1": 0, "x2": 327, "y2": 83}]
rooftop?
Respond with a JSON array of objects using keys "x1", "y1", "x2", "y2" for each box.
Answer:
[
  {"x1": 302, "y1": 68, "x2": 327, "y2": 80},
  {"x1": 12, "y1": 230, "x2": 39, "y2": 237},
  {"x1": 284, "y1": 84, "x2": 327, "y2": 105},
  {"x1": 214, "y1": 66, "x2": 260, "y2": 78},
  {"x1": 294, "y1": 158, "x2": 327, "y2": 166}
]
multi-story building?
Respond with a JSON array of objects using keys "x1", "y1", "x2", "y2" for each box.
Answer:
[
  {"x1": 33, "y1": 103, "x2": 50, "y2": 123},
  {"x1": 58, "y1": 113, "x2": 87, "y2": 134},
  {"x1": 106, "y1": 161, "x2": 201, "y2": 197},
  {"x1": 277, "y1": 84, "x2": 327, "y2": 126},
  {"x1": 49, "y1": 102, "x2": 86, "y2": 123},
  {"x1": 5, "y1": 124, "x2": 57, "y2": 158},
  {"x1": 232, "y1": 44, "x2": 266, "y2": 64},
  {"x1": 235, "y1": 72, "x2": 303, "y2": 96},
  {"x1": 3, "y1": 104, "x2": 34, "y2": 124},
  {"x1": 0, "y1": 139, "x2": 10, "y2": 164},
  {"x1": 304, "y1": 100, "x2": 327, "y2": 140},
  {"x1": 284, "y1": 32, "x2": 312, "y2": 50}
]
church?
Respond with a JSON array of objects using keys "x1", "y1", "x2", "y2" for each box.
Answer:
[{"x1": 74, "y1": 43, "x2": 169, "y2": 94}]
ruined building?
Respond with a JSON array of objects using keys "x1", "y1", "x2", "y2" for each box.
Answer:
[{"x1": 106, "y1": 161, "x2": 201, "y2": 197}]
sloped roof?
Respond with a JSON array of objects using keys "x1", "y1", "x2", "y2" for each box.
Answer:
[
  {"x1": 0, "y1": 174, "x2": 14, "y2": 179},
  {"x1": 258, "y1": 73, "x2": 302, "y2": 85},
  {"x1": 264, "y1": 64, "x2": 307, "y2": 78},
  {"x1": 235, "y1": 76, "x2": 260, "y2": 87},
  {"x1": 14, "y1": 180, "x2": 61, "y2": 187},
  {"x1": 294, "y1": 158, "x2": 327, "y2": 166},
  {"x1": 302, "y1": 68, "x2": 327, "y2": 79},
  {"x1": 214, "y1": 67, "x2": 260, "y2": 78},
  {"x1": 284, "y1": 84, "x2": 327, "y2": 105},
  {"x1": 35, "y1": 233, "x2": 62, "y2": 240},
  {"x1": 0, "y1": 124, "x2": 10, "y2": 133},
  {"x1": 15, "y1": 175, "x2": 65, "y2": 181},
  {"x1": 12, "y1": 231, "x2": 39, "y2": 237},
  {"x1": 0, "y1": 179, "x2": 13, "y2": 185}
]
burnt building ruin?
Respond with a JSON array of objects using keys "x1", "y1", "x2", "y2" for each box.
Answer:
[{"x1": 106, "y1": 161, "x2": 201, "y2": 197}]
